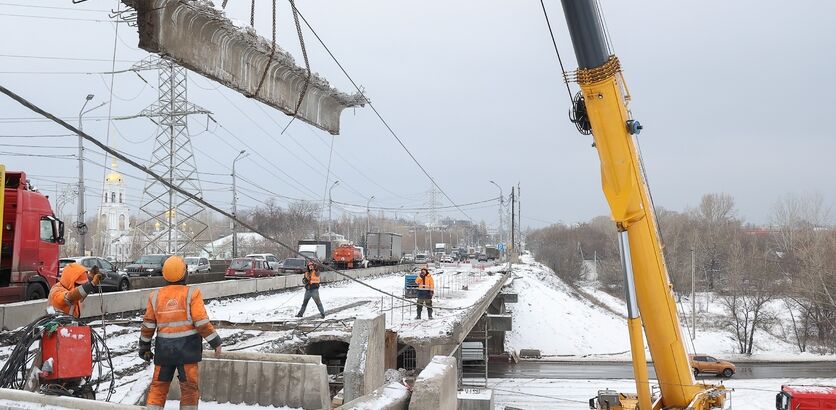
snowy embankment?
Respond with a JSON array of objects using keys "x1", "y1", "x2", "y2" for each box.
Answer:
[{"x1": 506, "y1": 254, "x2": 836, "y2": 361}]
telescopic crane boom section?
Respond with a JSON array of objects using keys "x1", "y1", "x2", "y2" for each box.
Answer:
[{"x1": 557, "y1": 1, "x2": 726, "y2": 409}]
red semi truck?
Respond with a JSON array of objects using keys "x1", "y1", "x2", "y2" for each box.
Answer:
[{"x1": 0, "y1": 167, "x2": 65, "y2": 303}]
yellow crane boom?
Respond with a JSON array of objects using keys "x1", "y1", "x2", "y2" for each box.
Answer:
[{"x1": 557, "y1": 1, "x2": 725, "y2": 408}]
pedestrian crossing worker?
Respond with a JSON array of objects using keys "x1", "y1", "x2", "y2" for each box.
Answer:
[
  {"x1": 415, "y1": 267, "x2": 434, "y2": 319},
  {"x1": 296, "y1": 260, "x2": 326, "y2": 318},
  {"x1": 139, "y1": 256, "x2": 222, "y2": 410},
  {"x1": 48, "y1": 263, "x2": 102, "y2": 318}
]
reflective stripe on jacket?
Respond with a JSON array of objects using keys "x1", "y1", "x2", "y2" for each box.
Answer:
[{"x1": 140, "y1": 285, "x2": 221, "y2": 365}]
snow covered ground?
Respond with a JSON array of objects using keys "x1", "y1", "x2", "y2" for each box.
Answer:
[
  {"x1": 488, "y1": 377, "x2": 836, "y2": 409},
  {"x1": 506, "y1": 254, "x2": 836, "y2": 361}
]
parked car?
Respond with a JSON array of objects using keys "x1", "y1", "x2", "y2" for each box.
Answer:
[
  {"x1": 440, "y1": 255, "x2": 454, "y2": 263},
  {"x1": 401, "y1": 253, "x2": 415, "y2": 264},
  {"x1": 125, "y1": 254, "x2": 171, "y2": 277},
  {"x1": 477, "y1": 253, "x2": 488, "y2": 262},
  {"x1": 225, "y1": 258, "x2": 275, "y2": 278},
  {"x1": 414, "y1": 253, "x2": 429, "y2": 264},
  {"x1": 185, "y1": 257, "x2": 211, "y2": 273},
  {"x1": 278, "y1": 258, "x2": 307, "y2": 275},
  {"x1": 59, "y1": 256, "x2": 130, "y2": 292},
  {"x1": 245, "y1": 253, "x2": 281, "y2": 271},
  {"x1": 777, "y1": 385, "x2": 836, "y2": 410},
  {"x1": 689, "y1": 354, "x2": 736, "y2": 378}
]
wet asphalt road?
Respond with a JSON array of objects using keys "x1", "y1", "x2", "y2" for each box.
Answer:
[{"x1": 489, "y1": 361, "x2": 836, "y2": 379}]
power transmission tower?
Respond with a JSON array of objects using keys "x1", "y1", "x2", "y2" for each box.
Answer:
[{"x1": 123, "y1": 57, "x2": 212, "y2": 255}]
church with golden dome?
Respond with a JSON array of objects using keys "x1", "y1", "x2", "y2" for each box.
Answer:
[{"x1": 98, "y1": 162, "x2": 134, "y2": 262}]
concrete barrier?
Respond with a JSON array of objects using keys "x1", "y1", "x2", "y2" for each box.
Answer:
[
  {"x1": 338, "y1": 382, "x2": 410, "y2": 410},
  {"x1": 458, "y1": 389, "x2": 494, "y2": 410},
  {"x1": 0, "y1": 264, "x2": 409, "y2": 330},
  {"x1": 343, "y1": 313, "x2": 385, "y2": 403},
  {"x1": 198, "y1": 352, "x2": 330, "y2": 409},
  {"x1": 0, "y1": 388, "x2": 144, "y2": 409},
  {"x1": 128, "y1": 272, "x2": 226, "y2": 290},
  {"x1": 408, "y1": 356, "x2": 458, "y2": 410}
]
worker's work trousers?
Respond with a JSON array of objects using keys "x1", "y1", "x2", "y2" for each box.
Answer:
[
  {"x1": 146, "y1": 363, "x2": 199, "y2": 410},
  {"x1": 416, "y1": 298, "x2": 433, "y2": 318},
  {"x1": 298, "y1": 288, "x2": 325, "y2": 317}
]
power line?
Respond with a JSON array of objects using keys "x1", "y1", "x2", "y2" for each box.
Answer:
[
  {"x1": 332, "y1": 197, "x2": 499, "y2": 212},
  {"x1": 0, "y1": 2, "x2": 111, "y2": 12},
  {"x1": 0, "y1": 12, "x2": 119, "y2": 23},
  {"x1": 0, "y1": 53, "x2": 134, "y2": 63},
  {"x1": 0, "y1": 83, "x2": 477, "y2": 311},
  {"x1": 290, "y1": 4, "x2": 473, "y2": 222}
]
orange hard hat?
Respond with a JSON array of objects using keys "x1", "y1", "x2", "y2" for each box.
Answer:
[
  {"x1": 60, "y1": 263, "x2": 89, "y2": 289},
  {"x1": 162, "y1": 256, "x2": 187, "y2": 283}
]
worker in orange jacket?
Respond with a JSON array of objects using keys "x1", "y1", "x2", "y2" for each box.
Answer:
[
  {"x1": 139, "y1": 256, "x2": 222, "y2": 410},
  {"x1": 48, "y1": 263, "x2": 102, "y2": 318},
  {"x1": 415, "y1": 267, "x2": 434, "y2": 319},
  {"x1": 296, "y1": 260, "x2": 326, "y2": 318}
]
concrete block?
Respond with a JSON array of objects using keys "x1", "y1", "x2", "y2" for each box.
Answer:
[
  {"x1": 243, "y1": 360, "x2": 261, "y2": 404},
  {"x1": 127, "y1": 0, "x2": 365, "y2": 135},
  {"x1": 0, "y1": 388, "x2": 144, "y2": 409},
  {"x1": 408, "y1": 356, "x2": 458, "y2": 410},
  {"x1": 500, "y1": 292, "x2": 518, "y2": 303},
  {"x1": 344, "y1": 313, "x2": 386, "y2": 402},
  {"x1": 286, "y1": 361, "x2": 304, "y2": 407},
  {"x1": 338, "y1": 382, "x2": 411, "y2": 410},
  {"x1": 457, "y1": 389, "x2": 494, "y2": 410},
  {"x1": 228, "y1": 359, "x2": 247, "y2": 404}
]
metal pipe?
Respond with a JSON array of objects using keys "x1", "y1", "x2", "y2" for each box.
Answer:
[
  {"x1": 231, "y1": 150, "x2": 247, "y2": 258},
  {"x1": 618, "y1": 231, "x2": 652, "y2": 410},
  {"x1": 560, "y1": 0, "x2": 610, "y2": 69},
  {"x1": 77, "y1": 94, "x2": 104, "y2": 256},
  {"x1": 328, "y1": 180, "x2": 340, "y2": 242}
]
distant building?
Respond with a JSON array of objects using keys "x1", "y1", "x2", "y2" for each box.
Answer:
[
  {"x1": 199, "y1": 232, "x2": 268, "y2": 259},
  {"x1": 98, "y1": 164, "x2": 133, "y2": 262}
]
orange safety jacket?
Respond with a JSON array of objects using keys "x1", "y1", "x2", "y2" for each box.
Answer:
[
  {"x1": 48, "y1": 280, "x2": 97, "y2": 318},
  {"x1": 415, "y1": 274, "x2": 435, "y2": 299},
  {"x1": 139, "y1": 284, "x2": 221, "y2": 365},
  {"x1": 304, "y1": 269, "x2": 321, "y2": 290}
]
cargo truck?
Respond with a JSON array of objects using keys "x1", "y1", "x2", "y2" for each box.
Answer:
[
  {"x1": 0, "y1": 167, "x2": 66, "y2": 303},
  {"x1": 298, "y1": 240, "x2": 332, "y2": 264},
  {"x1": 366, "y1": 232, "x2": 402, "y2": 266},
  {"x1": 332, "y1": 244, "x2": 366, "y2": 269},
  {"x1": 485, "y1": 246, "x2": 500, "y2": 261}
]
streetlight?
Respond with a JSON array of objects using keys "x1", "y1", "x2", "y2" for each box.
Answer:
[
  {"x1": 231, "y1": 150, "x2": 248, "y2": 258},
  {"x1": 413, "y1": 213, "x2": 419, "y2": 253},
  {"x1": 77, "y1": 94, "x2": 107, "y2": 256},
  {"x1": 366, "y1": 195, "x2": 375, "y2": 234},
  {"x1": 328, "y1": 180, "x2": 340, "y2": 241},
  {"x1": 489, "y1": 180, "x2": 504, "y2": 250}
]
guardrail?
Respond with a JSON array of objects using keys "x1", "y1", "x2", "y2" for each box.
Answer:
[{"x1": 0, "y1": 264, "x2": 413, "y2": 331}]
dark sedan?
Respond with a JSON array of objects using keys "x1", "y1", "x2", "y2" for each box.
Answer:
[
  {"x1": 125, "y1": 254, "x2": 171, "y2": 277},
  {"x1": 59, "y1": 256, "x2": 130, "y2": 292},
  {"x1": 278, "y1": 258, "x2": 307, "y2": 275}
]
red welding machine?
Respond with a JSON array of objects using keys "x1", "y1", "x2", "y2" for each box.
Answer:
[{"x1": 39, "y1": 325, "x2": 93, "y2": 381}]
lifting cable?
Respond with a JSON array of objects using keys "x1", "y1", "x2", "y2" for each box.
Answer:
[
  {"x1": 539, "y1": 0, "x2": 573, "y2": 102},
  {"x1": 253, "y1": 0, "x2": 276, "y2": 98},
  {"x1": 281, "y1": 0, "x2": 311, "y2": 135},
  {"x1": 0, "y1": 85, "x2": 484, "y2": 312}
]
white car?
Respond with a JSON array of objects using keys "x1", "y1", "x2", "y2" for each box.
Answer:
[
  {"x1": 184, "y1": 257, "x2": 211, "y2": 273},
  {"x1": 245, "y1": 253, "x2": 281, "y2": 271}
]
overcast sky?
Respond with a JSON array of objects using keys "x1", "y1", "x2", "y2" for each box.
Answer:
[{"x1": 1, "y1": 0, "x2": 834, "y2": 231}]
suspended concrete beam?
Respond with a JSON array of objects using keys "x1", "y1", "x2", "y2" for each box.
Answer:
[{"x1": 125, "y1": 0, "x2": 366, "y2": 135}]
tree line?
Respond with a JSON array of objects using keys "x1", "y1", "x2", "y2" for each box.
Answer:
[{"x1": 526, "y1": 193, "x2": 836, "y2": 354}]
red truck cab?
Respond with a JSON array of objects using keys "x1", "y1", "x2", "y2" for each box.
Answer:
[
  {"x1": 0, "y1": 169, "x2": 65, "y2": 303},
  {"x1": 332, "y1": 244, "x2": 364, "y2": 269},
  {"x1": 777, "y1": 385, "x2": 836, "y2": 410}
]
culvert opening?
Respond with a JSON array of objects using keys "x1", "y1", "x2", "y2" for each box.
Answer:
[
  {"x1": 396, "y1": 343, "x2": 416, "y2": 371},
  {"x1": 306, "y1": 340, "x2": 350, "y2": 375}
]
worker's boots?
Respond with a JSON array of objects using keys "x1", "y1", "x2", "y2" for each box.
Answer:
[{"x1": 415, "y1": 306, "x2": 422, "y2": 320}]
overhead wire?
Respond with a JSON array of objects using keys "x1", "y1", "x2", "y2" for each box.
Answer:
[
  {"x1": 290, "y1": 4, "x2": 474, "y2": 222},
  {"x1": 539, "y1": 0, "x2": 574, "y2": 101},
  {"x1": 0, "y1": 84, "x2": 481, "y2": 312}
]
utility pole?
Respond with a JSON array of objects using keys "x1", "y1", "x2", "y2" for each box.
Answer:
[
  {"x1": 328, "y1": 180, "x2": 340, "y2": 241},
  {"x1": 231, "y1": 150, "x2": 247, "y2": 258},
  {"x1": 77, "y1": 94, "x2": 106, "y2": 256},
  {"x1": 366, "y1": 195, "x2": 375, "y2": 236},
  {"x1": 691, "y1": 247, "x2": 696, "y2": 340},
  {"x1": 413, "y1": 213, "x2": 418, "y2": 253},
  {"x1": 510, "y1": 187, "x2": 515, "y2": 256},
  {"x1": 489, "y1": 181, "x2": 503, "y2": 249},
  {"x1": 517, "y1": 183, "x2": 521, "y2": 252}
]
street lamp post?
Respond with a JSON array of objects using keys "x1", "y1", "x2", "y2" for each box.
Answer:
[
  {"x1": 77, "y1": 94, "x2": 106, "y2": 256},
  {"x1": 366, "y1": 195, "x2": 375, "y2": 234},
  {"x1": 413, "y1": 213, "x2": 419, "y2": 253},
  {"x1": 489, "y1": 181, "x2": 503, "y2": 250},
  {"x1": 231, "y1": 150, "x2": 247, "y2": 258},
  {"x1": 328, "y1": 180, "x2": 340, "y2": 241}
]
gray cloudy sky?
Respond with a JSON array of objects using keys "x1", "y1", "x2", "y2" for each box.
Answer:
[{"x1": 1, "y1": 0, "x2": 834, "y2": 231}]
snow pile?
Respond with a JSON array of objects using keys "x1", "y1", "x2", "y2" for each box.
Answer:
[{"x1": 505, "y1": 256, "x2": 631, "y2": 356}]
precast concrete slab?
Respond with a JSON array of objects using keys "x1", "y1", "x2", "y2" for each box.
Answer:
[
  {"x1": 408, "y1": 356, "x2": 458, "y2": 410},
  {"x1": 458, "y1": 389, "x2": 494, "y2": 410},
  {"x1": 344, "y1": 313, "x2": 385, "y2": 403},
  {"x1": 124, "y1": 0, "x2": 366, "y2": 135},
  {"x1": 338, "y1": 382, "x2": 410, "y2": 410},
  {"x1": 0, "y1": 388, "x2": 144, "y2": 409}
]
